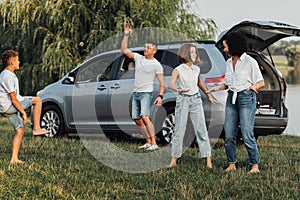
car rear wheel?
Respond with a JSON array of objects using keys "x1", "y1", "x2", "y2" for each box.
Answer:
[
  {"x1": 41, "y1": 104, "x2": 65, "y2": 137},
  {"x1": 156, "y1": 106, "x2": 175, "y2": 145},
  {"x1": 155, "y1": 105, "x2": 197, "y2": 146}
]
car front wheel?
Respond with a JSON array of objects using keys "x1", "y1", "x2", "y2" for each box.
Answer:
[{"x1": 41, "y1": 104, "x2": 65, "y2": 137}]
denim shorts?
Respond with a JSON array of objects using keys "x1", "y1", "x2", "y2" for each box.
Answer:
[
  {"x1": 3, "y1": 97, "x2": 32, "y2": 131},
  {"x1": 131, "y1": 92, "x2": 153, "y2": 119}
]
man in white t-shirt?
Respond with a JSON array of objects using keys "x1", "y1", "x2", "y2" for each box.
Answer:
[
  {"x1": 121, "y1": 24, "x2": 164, "y2": 151},
  {"x1": 0, "y1": 50, "x2": 50, "y2": 164}
]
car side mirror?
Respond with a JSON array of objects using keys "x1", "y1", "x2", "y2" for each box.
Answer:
[{"x1": 62, "y1": 72, "x2": 75, "y2": 84}]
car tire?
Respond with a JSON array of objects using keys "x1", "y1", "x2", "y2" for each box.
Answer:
[
  {"x1": 155, "y1": 105, "x2": 175, "y2": 145},
  {"x1": 40, "y1": 104, "x2": 65, "y2": 137},
  {"x1": 155, "y1": 105, "x2": 197, "y2": 146}
]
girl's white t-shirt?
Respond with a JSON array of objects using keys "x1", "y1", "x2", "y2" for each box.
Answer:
[{"x1": 175, "y1": 63, "x2": 200, "y2": 96}]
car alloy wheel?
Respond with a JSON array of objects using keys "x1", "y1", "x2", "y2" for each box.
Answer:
[
  {"x1": 41, "y1": 105, "x2": 64, "y2": 137},
  {"x1": 156, "y1": 106, "x2": 175, "y2": 144}
]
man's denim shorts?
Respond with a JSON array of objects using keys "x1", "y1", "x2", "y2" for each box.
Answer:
[
  {"x1": 4, "y1": 97, "x2": 32, "y2": 131},
  {"x1": 131, "y1": 92, "x2": 153, "y2": 120}
]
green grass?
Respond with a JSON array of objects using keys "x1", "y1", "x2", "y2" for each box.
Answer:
[{"x1": 0, "y1": 117, "x2": 299, "y2": 200}]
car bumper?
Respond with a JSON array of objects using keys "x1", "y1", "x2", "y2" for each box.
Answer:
[{"x1": 254, "y1": 115, "x2": 288, "y2": 135}]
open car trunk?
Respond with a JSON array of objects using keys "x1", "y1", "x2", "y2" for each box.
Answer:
[
  {"x1": 216, "y1": 21, "x2": 300, "y2": 135},
  {"x1": 249, "y1": 52, "x2": 288, "y2": 117}
]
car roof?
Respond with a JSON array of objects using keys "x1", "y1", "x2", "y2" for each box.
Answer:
[
  {"x1": 128, "y1": 40, "x2": 216, "y2": 51},
  {"x1": 216, "y1": 20, "x2": 300, "y2": 51},
  {"x1": 74, "y1": 40, "x2": 216, "y2": 67}
]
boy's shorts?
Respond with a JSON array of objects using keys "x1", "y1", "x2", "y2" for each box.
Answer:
[{"x1": 3, "y1": 97, "x2": 32, "y2": 131}]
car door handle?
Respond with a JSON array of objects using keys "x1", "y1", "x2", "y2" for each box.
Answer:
[
  {"x1": 97, "y1": 85, "x2": 107, "y2": 91},
  {"x1": 110, "y1": 84, "x2": 121, "y2": 89}
]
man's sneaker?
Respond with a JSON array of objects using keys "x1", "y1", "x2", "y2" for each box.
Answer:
[
  {"x1": 138, "y1": 143, "x2": 151, "y2": 149},
  {"x1": 146, "y1": 144, "x2": 159, "y2": 151}
]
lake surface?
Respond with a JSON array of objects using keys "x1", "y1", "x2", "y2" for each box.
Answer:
[{"x1": 283, "y1": 85, "x2": 300, "y2": 136}]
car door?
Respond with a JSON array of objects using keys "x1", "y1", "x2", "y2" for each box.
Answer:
[
  {"x1": 68, "y1": 53, "x2": 119, "y2": 132},
  {"x1": 107, "y1": 55, "x2": 137, "y2": 133}
]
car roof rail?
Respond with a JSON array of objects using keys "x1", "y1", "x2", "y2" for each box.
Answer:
[{"x1": 157, "y1": 40, "x2": 216, "y2": 45}]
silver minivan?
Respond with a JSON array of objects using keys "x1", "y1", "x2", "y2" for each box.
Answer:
[
  {"x1": 38, "y1": 41, "x2": 227, "y2": 143},
  {"x1": 37, "y1": 21, "x2": 300, "y2": 143}
]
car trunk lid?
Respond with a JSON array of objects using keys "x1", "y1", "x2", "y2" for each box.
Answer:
[{"x1": 216, "y1": 20, "x2": 300, "y2": 52}]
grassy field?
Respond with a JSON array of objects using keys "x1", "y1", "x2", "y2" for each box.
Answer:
[{"x1": 0, "y1": 117, "x2": 299, "y2": 200}]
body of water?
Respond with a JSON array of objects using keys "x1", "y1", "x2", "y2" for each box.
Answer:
[{"x1": 283, "y1": 85, "x2": 300, "y2": 136}]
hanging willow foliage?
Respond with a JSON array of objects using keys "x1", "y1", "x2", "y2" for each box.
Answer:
[{"x1": 0, "y1": 0, "x2": 218, "y2": 95}]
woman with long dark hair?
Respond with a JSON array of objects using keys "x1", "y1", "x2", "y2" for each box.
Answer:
[{"x1": 208, "y1": 32, "x2": 265, "y2": 173}]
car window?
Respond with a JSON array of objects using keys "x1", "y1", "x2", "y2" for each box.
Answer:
[
  {"x1": 197, "y1": 48, "x2": 212, "y2": 74},
  {"x1": 117, "y1": 56, "x2": 135, "y2": 80},
  {"x1": 161, "y1": 50, "x2": 179, "y2": 76},
  {"x1": 116, "y1": 50, "x2": 164, "y2": 80},
  {"x1": 162, "y1": 48, "x2": 212, "y2": 75},
  {"x1": 75, "y1": 53, "x2": 117, "y2": 83},
  {"x1": 135, "y1": 49, "x2": 173, "y2": 76}
]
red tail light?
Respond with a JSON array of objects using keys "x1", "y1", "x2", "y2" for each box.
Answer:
[{"x1": 205, "y1": 75, "x2": 225, "y2": 83}]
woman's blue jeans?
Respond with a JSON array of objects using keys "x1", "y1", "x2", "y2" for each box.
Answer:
[{"x1": 224, "y1": 90, "x2": 259, "y2": 165}]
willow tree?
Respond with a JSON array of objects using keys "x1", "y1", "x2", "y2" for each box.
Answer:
[
  {"x1": 0, "y1": 0, "x2": 218, "y2": 95},
  {"x1": 0, "y1": 0, "x2": 92, "y2": 94}
]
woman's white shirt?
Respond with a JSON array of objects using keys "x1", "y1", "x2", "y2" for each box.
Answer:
[{"x1": 224, "y1": 53, "x2": 263, "y2": 104}]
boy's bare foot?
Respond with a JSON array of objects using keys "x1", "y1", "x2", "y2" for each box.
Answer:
[
  {"x1": 32, "y1": 129, "x2": 50, "y2": 136},
  {"x1": 10, "y1": 159, "x2": 24, "y2": 164}
]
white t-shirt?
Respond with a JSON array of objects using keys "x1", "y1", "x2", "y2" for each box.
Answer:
[
  {"x1": 224, "y1": 53, "x2": 264, "y2": 104},
  {"x1": 0, "y1": 69, "x2": 24, "y2": 112},
  {"x1": 133, "y1": 53, "x2": 163, "y2": 92},
  {"x1": 175, "y1": 63, "x2": 200, "y2": 96}
]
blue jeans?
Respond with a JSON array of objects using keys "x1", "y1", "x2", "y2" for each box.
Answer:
[
  {"x1": 224, "y1": 90, "x2": 259, "y2": 165},
  {"x1": 131, "y1": 92, "x2": 153, "y2": 119},
  {"x1": 172, "y1": 94, "x2": 211, "y2": 158}
]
